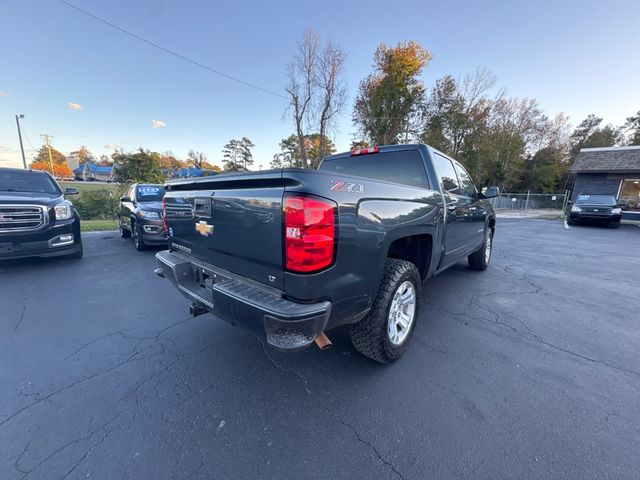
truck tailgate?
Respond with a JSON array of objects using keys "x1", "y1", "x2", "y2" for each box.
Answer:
[{"x1": 164, "y1": 174, "x2": 287, "y2": 290}]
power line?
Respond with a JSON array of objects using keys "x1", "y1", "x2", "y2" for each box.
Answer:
[{"x1": 57, "y1": 0, "x2": 288, "y2": 100}]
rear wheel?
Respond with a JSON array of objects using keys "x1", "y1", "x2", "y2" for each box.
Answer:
[
  {"x1": 468, "y1": 227, "x2": 492, "y2": 271},
  {"x1": 350, "y1": 259, "x2": 421, "y2": 364},
  {"x1": 132, "y1": 221, "x2": 146, "y2": 251}
]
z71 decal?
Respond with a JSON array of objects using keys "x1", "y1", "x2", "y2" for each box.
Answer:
[{"x1": 330, "y1": 180, "x2": 365, "y2": 193}]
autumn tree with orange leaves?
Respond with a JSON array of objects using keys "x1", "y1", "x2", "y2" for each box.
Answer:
[{"x1": 353, "y1": 41, "x2": 432, "y2": 145}]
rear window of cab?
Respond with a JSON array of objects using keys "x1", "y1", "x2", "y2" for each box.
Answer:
[{"x1": 319, "y1": 150, "x2": 429, "y2": 189}]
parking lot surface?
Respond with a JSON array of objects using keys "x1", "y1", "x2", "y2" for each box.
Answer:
[{"x1": 1, "y1": 219, "x2": 639, "y2": 479}]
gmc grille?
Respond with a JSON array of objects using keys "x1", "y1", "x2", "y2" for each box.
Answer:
[{"x1": 0, "y1": 205, "x2": 47, "y2": 232}]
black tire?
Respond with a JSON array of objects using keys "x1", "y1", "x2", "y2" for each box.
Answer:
[
  {"x1": 66, "y1": 242, "x2": 83, "y2": 259},
  {"x1": 566, "y1": 216, "x2": 576, "y2": 225},
  {"x1": 468, "y1": 227, "x2": 493, "y2": 271},
  {"x1": 120, "y1": 222, "x2": 131, "y2": 238},
  {"x1": 608, "y1": 220, "x2": 621, "y2": 229},
  {"x1": 350, "y1": 259, "x2": 421, "y2": 364},
  {"x1": 132, "y1": 221, "x2": 146, "y2": 251}
]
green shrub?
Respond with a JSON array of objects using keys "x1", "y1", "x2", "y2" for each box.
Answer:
[{"x1": 73, "y1": 190, "x2": 120, "y2": 220}]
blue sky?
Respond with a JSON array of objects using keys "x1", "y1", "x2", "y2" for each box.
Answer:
[{"x1": 1, "y1": 0, "x2": 639, "y2": 169}]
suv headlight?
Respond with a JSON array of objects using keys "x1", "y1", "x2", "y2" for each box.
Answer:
[
  {"x1": 54, "y1": 203, "x2": 73, "y2": 220},
  {"x1": 611, "y1": 207, "x2": 622, "y2": 214},
  {"x1": 139, "y1": 210, "x2": 160, "y2": 219},
  {"x1": 570, "y1": 205, "x2": 581, "y2": 212}
]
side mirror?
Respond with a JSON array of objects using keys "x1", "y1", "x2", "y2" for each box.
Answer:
[
  {"x1": 64, "y1": 187, "x2": 79, "y2": 195},
  {"x1": 120, "y1": 196, "x2": 132, "y2": 203},
  {"x1": 481, "y1": 186, "x2": 499, "y2": 199}
]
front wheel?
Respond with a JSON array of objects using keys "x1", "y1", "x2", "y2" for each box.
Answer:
[
  {"x1": 350, "y1": 259, "x2": 421, "y2": 364},
  {"x1": 120, "y1": 221, "x2": 131, "y2": 238},
  {"x1": 132, "y1": 221, "x2": 146, "y2": 251},
  {"x1": 468, "y1": 227, "x2": 493, "y2": 271}
]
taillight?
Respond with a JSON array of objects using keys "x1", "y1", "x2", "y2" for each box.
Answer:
[
  {"x1": 162, "y1": 197, "x2": 168, "y2": 233},
  {"x1": 350, "y1": 146, "x2": 379, "y2": 156},
  {"x1": 284, "y1": 195, "x2": 336, "y2": 273}
]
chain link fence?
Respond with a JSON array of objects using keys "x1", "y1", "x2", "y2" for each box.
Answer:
[{"x1": 487, "y1": 191, "x2": 569, "y2": 217}]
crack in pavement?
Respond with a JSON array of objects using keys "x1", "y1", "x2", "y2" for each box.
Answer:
[
  {"x1": 13, "y1": 280, "x2": 32, "y2": 333},
  {"x1": 256, "y1": 338, "x2": 406, "y2": 480},
  {"x1": 18, "y1": 407, "x2": 132, "y2": 480},
  {"x1": 434, "y1": 292, "x2": 640, "y2": 380},
  {"x1": 1, "y1": 316, "x2": 197, "y2": 429}
]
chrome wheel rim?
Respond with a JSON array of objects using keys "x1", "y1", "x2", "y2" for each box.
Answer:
[
  {"x1": 387, "y1": 281, "x2": 416, "y2": 346},
  {"x1": 484, "y1": 231, "x2": 492, "y2": 263}
]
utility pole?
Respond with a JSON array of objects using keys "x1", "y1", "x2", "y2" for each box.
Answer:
[
  {"x1": 15, "y1": 115, "x2": 27, "y2": 169},
  {"x1": 41, "y1": 134, "x2": 55, "y2": 175}
]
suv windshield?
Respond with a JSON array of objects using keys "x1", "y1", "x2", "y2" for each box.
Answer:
[
  {"x1": 575, "y1": 194, "x2": 616, "y2": 206},
  {"x1": 319, "y1": 150, "x2": 429, "y2": 189},
  {"x1": 0, "y1": 170, "x2": 61, "y2": 195},
  {"x1": 137, "y1": 185, "x2": 165, "y2": 202}
]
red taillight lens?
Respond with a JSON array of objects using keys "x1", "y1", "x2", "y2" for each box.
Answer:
[
  {"x1": 350, "y1": 146, "x2": 379, "y2": 156},
  {"x1": 284, "y1": 195, "x2": 336, "y2": 273},
  {"x1": 162, "y1": 197, "x2": 168, "y2": 233}
]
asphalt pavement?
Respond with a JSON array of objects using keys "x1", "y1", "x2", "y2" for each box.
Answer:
[{"x1": 1, "y1": 219, "x2": 639, "y2": 479}]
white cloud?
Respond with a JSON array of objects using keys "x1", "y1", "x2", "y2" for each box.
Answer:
[
  {"x1": 68, "y1": 102, "x2": 83, "y2": 110},
  {"x1": 0, "y1": 90, "x2": 7, "y2": 97},
  {"x1": 104, "y1": 143, "x2": 118, "y2": 149},
  {"x1": 151, "y1": 119, "x2": 166, "y2": 128}
]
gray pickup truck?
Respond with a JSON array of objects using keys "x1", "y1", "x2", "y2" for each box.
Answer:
[{"x1": 155, "y1": 144, "x2": 498, "y2": 363}]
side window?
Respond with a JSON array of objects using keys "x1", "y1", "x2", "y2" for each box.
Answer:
[
  {"x1": 453, "y1": 162, "x2": 477, "y2": 198},
  {"x1": 433, "y1": 154, "x2": 459, "y2": 193}
]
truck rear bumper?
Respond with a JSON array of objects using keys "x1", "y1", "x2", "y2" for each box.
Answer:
[{"x1": 155, "y1": 250, "x2": 331, "y2": 351}]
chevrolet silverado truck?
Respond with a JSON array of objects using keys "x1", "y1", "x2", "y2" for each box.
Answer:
[
  {"x1": 155, "y1": 144, "x2": 498, "y2": 363},
  {"x1": 0, "y1": 167, "x2": 83, "y2": 260}
]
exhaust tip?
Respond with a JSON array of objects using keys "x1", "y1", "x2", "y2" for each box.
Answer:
[{"x1": 314, "y1": 332, "x2": 332, "y2": 350}]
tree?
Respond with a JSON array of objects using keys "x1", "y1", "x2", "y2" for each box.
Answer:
[
  {"x1": 623, "y1": 110, "x2": 640, "y2": 145},
  {"x1": 69, "y1": 146, "x2": 94, "y2": 165},
  {"x1": 96, "y1": 154, "x2": 112, "y2": 166},
  {"x1": 270, "y1": 134, "x2": 336, "y2": 169},
  {"x1": 222, "y1": 138, "x2": 254, "y2": 171},
  {"x1": 112, "y1": 149, "x2": 164, "y2": 184},
  {"x1": 314, "y1": 40, "x2": 347, "y2": 167},
  {"x1": 285, "y1": 28, "x2": 347, "y2": 168},
  {"x1": 32, "y1": 144, "x2": 67, "y2": 165},
  {"x1": 156, "y1": 151, "x2": 183, "y2": 170},
  {"x1": 187, "y1": 150, "x2": 207, "y2": 168},
  {"x1": 353, "y1": 41, "x2": 432, "y2": 145},
  {"x1": 30, "y1": 161, "x2": 72, "y2": 177},
  {"x1": 569, "y1": 115, "x2": 621, "y2": 157}
]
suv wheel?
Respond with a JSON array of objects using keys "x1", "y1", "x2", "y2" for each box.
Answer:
[
  {"x1": 350, "y1": 259, "x2": 421, "y2": 364},
  {"x1": 132, "y1": 221, "x2": 146, "y2": 251},
  {"x1": 468, "y1": 227, "x2": 492, "y2": 271}
]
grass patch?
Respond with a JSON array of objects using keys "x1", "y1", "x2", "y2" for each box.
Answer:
[
  {"x1": 61, "y1": 181, "x2": 123, "y2": 195},
  {"x1": 81, "y1": 219, "x2": 119, "y2": 232}
]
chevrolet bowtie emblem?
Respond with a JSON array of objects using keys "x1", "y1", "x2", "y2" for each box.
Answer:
[{"x1": 195, "y1": 221, "x2": 214, "y2": 236}]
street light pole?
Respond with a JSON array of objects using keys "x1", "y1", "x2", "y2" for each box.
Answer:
[{"x1": 15, "y1": 114, "x2": 27, "y2": 169}]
